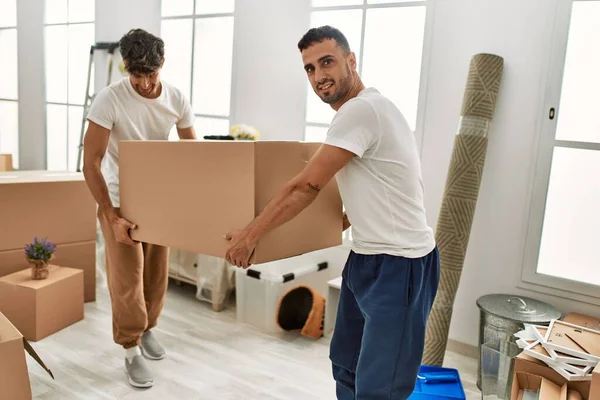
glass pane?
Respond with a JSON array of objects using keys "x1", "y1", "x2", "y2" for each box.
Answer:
[
  {"x1": 194, "y1": 117, "x2": 229, "y2": 137},
  {"x1": 192, "y1": 17, "x2": 234, "y2": 116},
  {"x1": 68, "y1": 23, "x2": 94, "y2": 105},
  {"x1": 45, "y1": 0, "x2": 68, "y2": 24},
  {"x1": 45, "y1": 25, "x2": 68, "y2": 103},
  {"x1": 0, "y1": 100, "x2": 19, "y2": 168},
  {"x1": 161, "y1": 19, "x2": 193, "y2": 100},
  {"x1": 195, "y1": 0, "x2": 234, "y2": 14},
  {"x1": 162, "y1": 0, "x2": 193, "y2": 17},
  {"x1": 0, "y1": 29, "x2": 18, "y2": 100},
  {"x1": 306, "y1": 9, "x2": 363, "y2": 124},
  {"x1": 68, "y1": 0, "x2": 94, "y2": 22},
  {"x1": 554, "y1": 2, "x2": 600, "y2": 143},
  {"x1": 362, "y1": 6, "x2": 426, "y2": 130},
  {"x1": 305, "y1": 125, "x2": 329, "y2": 143},
  {"x1": 312, "y1": 0, "x2": 363, "y2": 6},
  {"x1": 0, "y1": 0, "x2": 17, "y2": 27},
  {"x1": 68, "y1": 105, "x2": 84, "y2": 171},
  {"x1": 46, "y1": 104, "x2": 68, "y2": 171},
  {"x1": 537, "y1": 147, "x2": 600, "y2": 285}
]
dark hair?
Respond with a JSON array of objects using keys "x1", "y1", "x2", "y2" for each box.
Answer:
[
  {"x1": 297, "y1": 25, "x2": 351, "y2": 53},
  {"x1": 119, "y1": 29, "x2": 165, "y2": 75}
]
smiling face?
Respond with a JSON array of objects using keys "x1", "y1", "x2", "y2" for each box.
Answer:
[
  {"x1": 129, "y1": 67, "x2": 162, "y2": 99},
  {"x1": 302, "y1": 39, "x2": 357, "y2": 108}
]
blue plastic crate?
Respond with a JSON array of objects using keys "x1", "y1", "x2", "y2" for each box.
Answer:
[{"x1": 407, "y1": 365, "x2": 466, "y2": 400}]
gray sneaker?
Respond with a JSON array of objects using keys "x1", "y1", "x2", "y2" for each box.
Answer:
[
  {"x1": 141, "y1": 330, "x2": 166, "y2": 360},
  {"x1": 125, "y1": 355, "x2": 153, "y2": 388}
]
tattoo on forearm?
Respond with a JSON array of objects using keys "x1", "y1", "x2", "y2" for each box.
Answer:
[{"x1": 307, "y1": 182, "x2": 321, "y2": 192}]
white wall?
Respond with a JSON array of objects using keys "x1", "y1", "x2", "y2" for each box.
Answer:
[{"x1": 420, "y1": 0, "x2": 600, "y2": 348}]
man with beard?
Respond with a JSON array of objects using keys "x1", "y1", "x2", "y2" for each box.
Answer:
[
  {"x1": 83, "y1": 28, "x2": 196, "y2": 388},
  {"x1": 224, "y1": 25, "x2": 439, "y2": 399}
]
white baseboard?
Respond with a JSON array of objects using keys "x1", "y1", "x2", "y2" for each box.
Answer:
[{"x1": 446, "y1": 338, "x2": 478, "y2": 359}]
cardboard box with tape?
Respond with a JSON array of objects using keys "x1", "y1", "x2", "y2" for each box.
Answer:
[{"x1": 119, "y1": 140, "x2": 343, "y2": 264}]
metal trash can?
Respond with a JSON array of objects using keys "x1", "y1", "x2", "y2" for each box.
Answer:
[{"x1": 475, "y1": 294, "x2": 561, "y2": 391}]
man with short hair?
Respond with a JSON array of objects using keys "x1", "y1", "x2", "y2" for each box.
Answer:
[
  {"x1": 83, "y1": 28, "x2": 196, "y2": 388},
  {"x1": 225, "y1": 25, "x2": 439, "y2": 399}
]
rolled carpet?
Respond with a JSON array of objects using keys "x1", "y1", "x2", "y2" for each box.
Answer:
[{"x1": 422, "y1": 53, "x2": 504, "y2": 366}]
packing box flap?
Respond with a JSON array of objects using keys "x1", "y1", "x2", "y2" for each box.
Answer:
[
  {"x1": 0, "y1": 312, "x2": 53, "y2": 378},
  {"x1": 119, "y1": 140, "x2": 343, "y2": 264}
]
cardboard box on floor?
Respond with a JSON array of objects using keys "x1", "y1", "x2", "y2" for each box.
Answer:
[
  {"x1": 0, "y1": 170, "x2": 97, "y2": 302},
  {"x1": 0, "y1": 154, "x2": 14, "y2": 171},
  {"x1": 511, "y1": 371, "x2": 567, "y2": 400},
  {"x1": 0, "y1": 265, "x2": 84, "y2": 341},
  {"x1": 119, "y1": 140, "x2": 343, "y2": 264},
  {"x1": 0, "y1": 312, "x2": 53, "y2": 400}
]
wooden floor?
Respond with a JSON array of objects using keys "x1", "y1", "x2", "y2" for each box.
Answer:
[{"x1": 27, "y1": 280, "x2": 481, "y2": 399}]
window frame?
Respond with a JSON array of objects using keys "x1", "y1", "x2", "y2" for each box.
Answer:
[
  {"x1": 160, "y1": 0, "x2": 237, "y2": 133},
  {"x1": 304, "y1": 0, "x2": 434, "y2": 247},
  {"x1": 43, "y1": 1, "x2": 95, "y2": 171},
  {"x1": 0, "y1": 0, "x2": 19, "y2": 167},
  {"x1": 520, "y1": 0, "x2": 600, "y2": 304}
]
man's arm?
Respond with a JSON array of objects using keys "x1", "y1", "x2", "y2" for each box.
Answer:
[
  {"x1": 246, "y1": 144, "x2": 354, "y2": 243},
  {"x1": 177, "y1": 125, "x2": 196, "y2": 140},
  {"x1": 82, "y1": 121, "x2": 114, "y2": 217},
  {"x1": 82, "y1": 121, "x2": 137, "y2": 245},
  {"x1": 343, "y1": 212, "x2": 351, "y2": 231}
]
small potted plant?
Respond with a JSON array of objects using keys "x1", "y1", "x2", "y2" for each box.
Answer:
[{"x1": 24, "y1": 237, "x2": 56, "y2": 280}]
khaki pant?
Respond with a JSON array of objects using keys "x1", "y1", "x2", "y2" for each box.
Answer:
[{"x1": 98, "y1": 208, "x2": 169, "y2": 349}]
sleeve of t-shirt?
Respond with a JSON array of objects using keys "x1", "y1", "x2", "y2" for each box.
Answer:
[
  {"x1": 323, "y1": 98, "x2": 379, "y2": 158},
  {"x1": 86, "y1": 88, "x2": 117, "y2": 130},
  {"x1": 177, "y1": 94, "x2": 195, "y2": 129}
]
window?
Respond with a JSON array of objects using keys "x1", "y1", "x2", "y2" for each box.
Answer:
[
  {"x1": 160, "y1": 0, "x2": 235, "y2": 140},
  {"x1": 0, "y1": 0, "x2": 19, "y2": 168},
  {"x1": 305, "y1": 0, "x2": 427, "y2": 243},
  {"x1": 523, "y1": 0, "x2": 600, "y2": 299},
  {"x1": 304, "y1": 0, "x2": 427, "y2": 142},
  {"x1": 44, "y1": 0, "x2": 95, "y2": 171}
]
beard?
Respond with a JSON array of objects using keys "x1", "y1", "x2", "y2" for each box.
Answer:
[{"x1": 316, "y1": 67, "x2": 352, "y2": 104}]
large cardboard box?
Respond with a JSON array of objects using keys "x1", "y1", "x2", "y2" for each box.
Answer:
[
  {"x1": 0, "y1": 171, "x2": 96, "y2": 250},
  {"x1": 0, "y1": 154, "x2": 13, "y2": 171},
  {"x1": 0, "y1": 265, "x2": 84, "y2": 341},
  {"x1": 0, "y1": 241, "x2": 96, "y2": 302},
  {"x1": 0, "y1": 312, "x2": 53, "y2": 400},
  {"x1": 0, "y1": 170, "x2": 97, "y2": 302},
  {"x1": 119, "y1": 140, "x2": 343, "y2": 264}
]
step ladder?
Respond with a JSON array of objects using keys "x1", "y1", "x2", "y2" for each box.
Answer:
[{"x1": 76, "y1": 42, "x2": 120, "y2": 173}]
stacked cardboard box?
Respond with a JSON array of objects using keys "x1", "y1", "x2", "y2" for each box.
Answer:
[
  {"x1": 512, "y1": 313, "x2": 600, "y2": 399},
  {"x1": 0, "y1": 154, "x2": 13, "y2": 171},
  {"x1": 0, "y1": 171, "x2": 97, "y2": 302},
  {"x1": 0, "y1": 265, "x2": 84, "y2": 341},
  {"x1": 119, "y1": 140, "x2": 343, "y2": 264}
]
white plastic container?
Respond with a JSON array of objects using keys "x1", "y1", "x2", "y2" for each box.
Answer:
[{"x1": 235, "y1": 259, "x2": 330, "y2": 333}]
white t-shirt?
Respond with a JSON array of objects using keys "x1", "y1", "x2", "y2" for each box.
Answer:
[
  {"x1": 86, "y1": 77, "x2": 195, "y2": 207},
  {"x1": 324, "y1": 87, "x2": 436, "y2": 258}
]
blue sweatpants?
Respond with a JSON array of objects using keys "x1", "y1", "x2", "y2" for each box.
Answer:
[{"x1": 329, "y1": 248, "x2": 440, "y2": 400}]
